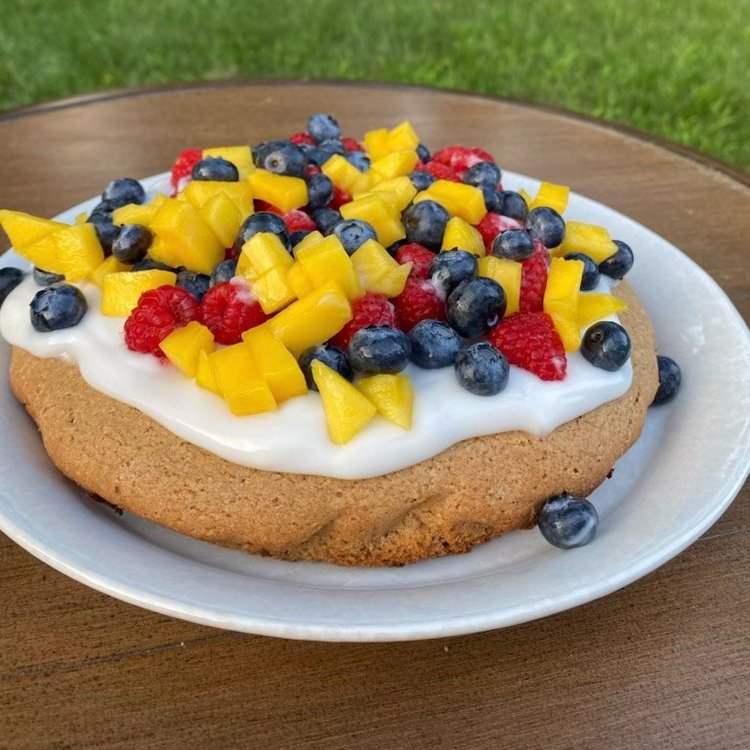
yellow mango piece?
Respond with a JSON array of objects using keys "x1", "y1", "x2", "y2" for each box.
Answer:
[
  {"x1": 195, "y1": 350, "x2": 222, "y2": 395},
  {"x1": 268, "y1": 281, "x2": 352, "y2": 356},
  {"x1": 577, "y1": 293, "x2": 627, "y2": 328},
  {"x1": 441, "y1": 216, "x2": 485, "y2": 256},
  {"x1": 202, "y1": 146, "x2": 255, "y2": 179},
  {"x1": 292, "y1": 230, "x2": 323, "y2": 253},
  {"x1": 112, "y1": 203, "x2": 158, "y2": 227},
  {"x1": 519, "y1": 188, "x2": 533, "y2": 205},
  {"x1": 544, "y1": 257, "x2": 585, "y2": 351},
  {"x1": 530, "y1": 182, "x2": 570, "y2": 214},
  {"x1": 386, "y1": 121, "x2": 420, "y2": 152},
  {"x1": 22, "y1": 223, "x2": 104, "y2": 282},
  {"x1": 150, "y1": 198, "x2": 223, "y2": 275},
  {"x1": 199, "y1": 192, "x2": 242, "y2": 248},
  {"x1": 181, "y1": 180, "x2": 254, "y2": 217},
  {"x1": 242, "y1": 326, "x2": 307, "y2": 402},
  {"x1": 351, "y1": 239, "x2": 411, "y2": 297},
  {"x1": 75, "y1": 212, "x2": 87, "y2": 225},
  {"x1": 147, "y1": 236, "x2": 183, "y2": 268},
  {"x1": 369, "y1": 150, "x2": 418, "y2": 184},
  {"x1": 423, "y1": 180, "x2": 486, "y2": 225},
  {"x1": 355, "y1": 176, "x2": 417, "y2": 213},
  {"x1": 247, "y1": 169, "x2": 308, "y2": 212},
  {"x1": 321, "y1": 154, "x2": 369, "y2": 195},
  {"x1": 353, "y1": 189, "x2": 400, "y2": 216},
  {"x1": 237, "y1": 232, "x2": 293, "y2": 281},
  {"x1": 159, "y1": 321, "x2": 215, "y2": 377},
  {"x1": 89, "y1": 255, "x2": 131, "y2": 288},
  {"x1": 357, "y1": 373, "x2": 413, "y2": 430},
  {"x1": 208, "y1": 341, "x2": 277, "y2": 415},
  {"x1": 101, "y1": 269, "x2": 176, "y2": 316},
  {"x1": 0, "y1": 209, "x2": 66, "y2": 251},
  {"x1": 558, "y1": 221, "x2": 617, "y2": 263},
  {"x1": 312, "y1": 360, "x2": 377, "y2": 444},
  {"x1": 295, "y1": 235, "x2": 363, "y2": 300},
  {"x1": 285, "y1": 261, "x2": 313, "y2": 298},
  {"x1": 252, "y1": 267, "x2": 297, "y2": 314},
  {"x1": 339, "y1": 195, "x2": 405, "y2": 248},
  {"x1": 363, "y1": 128, "x2": 391, "y2": 161},
  {"x1": 150, "y1": 193, "x2": 169, "y2": 207},
  {"x1": 477, "y1": 256, "x2": 522, "y2": 315}
]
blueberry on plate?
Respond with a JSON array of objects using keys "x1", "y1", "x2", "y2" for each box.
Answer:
[
  {"x1": 345, "y1": 150, "x2": 371, "y2": 172},
  {"x1": 87, "y1": 199, "x2": 117, "y2": 224},
  {"x1": 290, "y1": 229, "x2": 312, "y2": 247},
  {"x1": 652, "y1": 355, "x2": 682, "y2": 405},
  {"x1": 252, "y1": 140, "x2": 306, "y2": 178},
  {"x1": 599, "y1": 239, "x2": 634, "y2": 279},
  {"x1": 446, "y1": 276, "x2": 506, "y2": 338},
  {"x1": 298, "y1": 144, "x2": 328, "y2": 168},
  {"x1": 498, "y1": 191, "x2": 529, "y2": 222},
  {"x1": 463, "y1": 161, "x2": 502, "y2": 191},
  {"x1": 311, "y1": 207, "x2": 342, "y2": 236},
  {"x1": 526, "y1": 206, "x2": 566, "y2": 248},
  {"x1": 564, "y1": 252, "x2": 600, "y2": 291},
  {"x1": 416, "y1": 143, "x2": 431, "y2": 163},
  {"x1": 30, "y1": 284, "x2": 88, "y2": 331},
  {"x1": 306, "y1": 173, "x2": 334, "y2": 209},
  {"x1": 235, "y1": 212, "x2": 291, "y2": 251},
  {"x1": 210, "y1": 258, "x2": 237, "y2": 286},
  {"x1": 307, "y1": 113, "x2": 341, "y2": 143},
  {"x1": 333, "y1": 219, "x2": 377, "y2": 254},
  {"x1": 409, "y1": 170, "x2": 435, "y2": 191},
  {"x1": 348, "y1": 325, "x2": 411, "y2": 374},
  {"x1": 538, "y1": 493, "x2": 598, "y2": 549},
  {"x1": 132, "y1": 258, "x2": 175, "y2": 272},
  {"x1": 298, "y1": 344, "x2": 353, "y2": 390},
  {"x1": 481, "y1": 187, "x2": 503, "y2": 214},
  {"x1": 176, "y1": 270, "x2": 211, "y2": 301},
  {"x1": 102, "y1": 178, "x2": 145, "y2": 207},
  {"x1": 454, "y1": 342, "x2": 509, "y2": 396},
  {"x1": 112, "y1": 224, "x2": 153, "y2": 264},
  {"x1": 402, "y1": 199, "x2": 450, "y2": 251},
  {"x1": 491, "y1": 229, "x2": 535, "y2": 261},
  {"x1": 580, "y1": 321, "x2": 631, "y2": 371},
  {"x1": 318, "y1": 138, "x2": 346, "y2": 157},
  {"x1": 0, "y1": 267, "x2": 24, "y2": 307},
  {"x1": 33, "y1": 267, "x2": 64, "y2": 287},
  {"x1": 191, "y1": 156, "x2": 239, "y2": 182},
  {"x1": 92, "y1": 221, "x2": 120, "y2": 254},
  {"x1": 408, "y1": 319, "x2": 462, "y2": 369},
  {"x1": 429, "y1": 249, "x2": 477, "y2": 295}
]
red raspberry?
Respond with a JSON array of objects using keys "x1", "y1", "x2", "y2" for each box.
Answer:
[
  {"x1": 489, "y1": 311, "x2": 566, "y2": 381},
  {"x1": 124, "y1": 285, "x2": 200, "y2": 356},
  {"x1": 330, "y1": 186, "x2": 352, "y2": 210},
  {"x1": 224, "y1": 246, "x2": 240, "y2": 261},
  {"x1": 282, "y1": 209, "x2": 317, "y2": 233},
  {"x1": 329, "y1": 293, "x2": 397, "y2": 350},
  {"x1": 413, "y1": 161, "x2": 460, "y2": 182},
  {"x1": 341, "y1": 137, "x2": 364, "y2": 152},
  {"x1": 290, "y1": 132, "x2": 315, "y2": 146},
  {"x1": 200, "y1": 279, "x2": 267, "y2": 345},
  {"x1": 392, "y1": 278, "x2": 446, "y2": 332},
  {"x1": 254, "y1": 200, "x2": 283, "y2": 215},
  {"x1": 306, "y1": 163, "x2": 321, "y2": 177},
  {"x1": 432, "y1": 145, "x2": 495, "y2": 179},
  {"x1": 519, "y1": 241, "x2": 550, "y2": 313},
  {"x1": 477, "y1": 212, "x2": 525, "y2": 252},
  {"x1": 395, "y1": 243, "x2": 436, "y2": 279},
  {"x1": 170, "y1": 148, "x2": 202, "y2": 192}
]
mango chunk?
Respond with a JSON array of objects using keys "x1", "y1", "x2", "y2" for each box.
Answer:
[
  {"x1": 0, "y1": 209, "x2": 66, "y2": 251},
  {"x1": 477, "y1": 256, "x2": 522, "y2": 315},
  {"x1": 577, "y1": 293, "x2": 627, "y2": 328},
  {"x1": 441, "y1": 216, "x2": 485, "y2": 256},
  {"x1": 419, "y1": 180, "x2": 486, "y2": 224},
  {"x1": 368, "y1": 150, "x2": 418, "y2": 184},
  {"x1": 242, "y1": 326, "x2": 307, "y2": 403},
  {"x1": 354, "y1": 176, "x2": 416, "y2": 213},
  {"x1": 101, "y1": 269, "x2": 177, "y2": 316},
  {"x1": 558, "y1": 221, "x2": 617, "y2": 263},
  {"x1": 199, "y1": 192, "x2": 243, "y2": 248},
  {"x1": 248, "y1": 169, "x2": 307, "y2": 212},
  {"x1": 363, "y1": 122, "x2": 420, "y2": 160},
  {"x1": 22, "y1": 223, "x2": 104, "y2": 282},
  {"x1": 159, "y1": 321, "x2": 216, "y2": 377},
  {"x1": 544, "y1": 257, "x2": 584, "y2": 351},
  {"x1": 112, "y1": 203, "x2": 159, "y2": 227},
  {"x1": 285, "y1": 261, "x2": 314, "y2": 298},
  {"x1": 357, "y1": 373, "x2": 413, "y2": 430},
  {"x1": 530, "y1": 182, "x2": 570, "y2": 214},
  {"x1": 312, "y1": 360, "x2": 377, "y2": 444},
  {"x1": 292, "y1": 230, "x2": 323, "y2": 253},
  {"x1": 89, "y1": 255, "x2": 131, "y2": 288},
  {"x1": 181, "y1": 180, "x2": 254, "y2": 217},
  {"x1": 351, "y1": 239, "x2": 411, "y2": 297},
  {"x1": 147, "y1": 235, "x2": 184, "y2": 269},
  {"x1": 237, "y1": 232, "x2": 293, "y2": 281},
  {"x1": 339, "y1": 195, "x2": 405, "y2": 248},
  {"x1": 321, "y1": 154, "x2": 370, "y2": 195},
  {"x1": 208, "y1": 341, "x2": 277, "y2": 415},
  {"x1": 252, "y1": 267, "x2": 297, "y2": 314},
  {"x1": 195, "y1": 350, "x2": 222, "y2": 395},
  {"x1": 362, "y1": 128, "x2": 391, "y2": 161},
  {"x1": 202, "y1": 146, "x2": 255, "y2": 179},
  {"x1": 295, "y1": 235, "x2": 363, "y2": 300}
]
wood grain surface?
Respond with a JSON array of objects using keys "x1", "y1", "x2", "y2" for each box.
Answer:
[{"x1": 0, "y1": 81, "x2": 748, "y2": 750}]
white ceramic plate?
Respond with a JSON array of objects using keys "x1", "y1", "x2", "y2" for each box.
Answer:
[{"x1": 1, "y1": 172, "x2": 749, "y2": 642}]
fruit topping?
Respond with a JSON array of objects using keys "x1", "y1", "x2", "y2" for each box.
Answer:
[
  {"x1": 652, "y1": 355, "x2": 682, "y2": 405},
  {"x1": 299, "y1": 344, "x2": 353, "y2": 391},
  {"x1": 199, "y1": 278, "x2": 267, "y2": 345},
  {"x1": 476, "y1": 211, "x2": 524, "y2": 252},
  {"x1": 392, "y1": 277, "x2": 446, "y2": 332},
  {"x1": 402, "y1": 200, "x2": 449, "y2": 250},
  {"x1": 563, "y1": 252, "x2": 600, "y2": 291},
  {"x1": 446, "y1": 276, "x2": 505, "y2": 338},
  {"x1": 29, "y1": 284, "x2": 88, "y2": 331},
  {"x1": 159, "y1": 320, "x2": 215, "y2": 377},
  {"x1": 333, "y1": 219, "x2": 377, "y2": 255},
  {"x1": 311, "y1": 207, "x2": 342, "y2": 235},
  {"x1": 498, "y1": 190, "x2": 529, "y2": 221},
  {"x1": 454, "y1": 342, "x2": 509, "y2": 396},
  {"x1": 210, "y1": 259, "x2": 237, "y2": 287},
  {"x1": 357, "y1": 373, "x2": 414, "y2": 429},
  {"x1": 599, "y1": 239, "x2": 634, "y2": 279},
  {"x1": 176, "y1": 270, "x2": 211, "y2": 302},
  {"x1": 111, "y1": 224, "x2": 153, "y2": 264},
  {"x1": 429, "y1": 250, "x2": 477, "y2": 295},
  {"x1": 191, "y1": 157, "x2": 239, "y2": 183},
  {"x1": 33, "y1": 267, "x2": 64, "y2": 287},
  {"x1": 519, "y1": 241, "x2": 549, "y2": 313},
  {"x1": 347, "y1": 325, "x2": 411, "y2": 375},
  {"x1": 538, "y1": 493, "x2": 598, "y2": 549},
  {"x1": 526, "y1": 206, "x2": 566, "y2": 249},
  {"x1": 476, "y1": 256, "x2": 521, "y2": 315},
  {"x1": 432, "y1": 145, "x2": 494, "y2": 178},
  {"x1": 306, "y1": 173, "x2": 334, "y2": 209},
  {"x1": 0, "y1": 267, "x2": 24, "y2": 307},
  {"x1": 102, "y1": 178, "x2": 146, "y2": 208},
  {"x1": 463, "y1": 161, "x2": 502, "y2": 191},
  {"x1": 170, "y1": 148, "x2": 202, "y2": 191},
  {"x1": 408, "y1": 319, "x2": 462, "y2": 369},
  {"x1": 252, "y1": 140, "x2": 307, "y2": 178},
  {"x1": 441, "y1": 216, "x2": 484, "y2": 256},
  {"x1": 528, "y1": 182, "x2": 569, "y2": 215},
  {"x1": 307, "y1": 113, "x2": 341, "y2": 143},
  {"x1": 236, "y1": 212, "x2": 291, "y2": 252},
  {"x1": 558, "y1": 221, "x2": 616, "y2": 263},
  {"x1": 328, "y1": 292, "x2": 397, "y2": 350},
  {"x1": 491, "y1": 229, "x2": 535, "y2": 261},
  {"x1": 395, "y1": 243, "x2": 435, "y2": 279},
  {"x1": 580, "y1": 321, "x2": 631, "y2": 371}
]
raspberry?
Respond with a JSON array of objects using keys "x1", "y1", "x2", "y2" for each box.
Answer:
[
  {"x1": 290, "y1": 132, "x2": 315, "y2": 146},
  {"x1": 489, "y1": 311, "x2": 566, "y2": 381},
  {"x1": 200, "y1": 278, "x2": 267, "y2": 345},
  {"x1": 432, "y1": 146, "x2": 495, "y2": 179},
  {"x1": 170, "y1": 148, "x2": 202, "y2": 192},
  {"x1": 329, "y1": 293, "x2": 397, "y2": 350},
  {"x1": 330, "y1": 186, "x2": 352, "y2": 210},
  {"x1": 519, "y1": 240, "x2": 550, "y2": 313},
  {"x1": 282, "y1": 209, "x2": 317, "y2": 233},
  {"x1": 477, "y1": 212, "x2": 525, "y2": 252},
  {"x1": 124, "y1": 285, "x2": 200, "y2": 356},
  {"x1": 413, "y1": 161, "x2": 460, "y2": 182},
  {"x1": 305, "y1": 163, "x2": 321, "y2": 177},
  {"x1": 341, "y1": 137, "x2": 364, "y2": 152},
  {"x1": 254, "y1": 200, "x2": 283, "y2": 215},
  {"x1": 392, "y1": 278, "x2": 446, "y2": 332},
  {"x1": 395, "y1": 243, "x2": 436, "y2": 279}
]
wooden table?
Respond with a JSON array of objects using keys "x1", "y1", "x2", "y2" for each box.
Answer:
[{"x1": 1, "y1": 82, "x2": 748, "y2": 750}]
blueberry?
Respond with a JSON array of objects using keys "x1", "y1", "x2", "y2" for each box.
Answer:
[
  {"x1": 482, "y1": 187, "x2": 503, "y2": 213},
  {"x1": 455, "y1": 342, "x2": 509, "y2": 396},
  {"x1": 235, "y1": 212, "x2": 290, "y2": 251},
  {"x1": 253, "y1": 140, "x2": 306, "y2": 177},
  {"x1": 87, "y1": 199, "x2": 117, "y2": 224},
  {"x1": 102, "y1": 178, "x2": 145, "y2": 207},
  {"x1": 333, "y1": 219, "x2": 377, "y2": 254},
  {"x1": 581, "y1": 321, "x2": 631, "y2": 371},
  {"x1": 408, "y1": 320, "x2": 462, "y2": 369},
  {"x1": 29, "y1": 284, "x2": 87, "y2": 331},
  {"x1": 346, "y1": 150, "x2": 370, "y2": 172},
  {"x1": 318, "y1": 138, "x2": 346, "y2": 157},
  {"x1": 599, "y1": 240, "x2": 634, "y2": 279},
  {"x1": 307, "y1": 113, "x2": 341, "y2": 143},
  {"x1": 386, "y1": 240, "x2": 405, "y2": 256},
  {"x1": 409, "y1": 170, "x2": 435, "y2": 191},
  {"x1": 446, "y1": 277, "x2": 506, "y2": 338},
  {"x1": 210, "y1": 259, "x2": 237, "y2": 286},
  {"x1": 298, "y1": 144, "x2": 328, "y2": 168},
  {"x1": 429, "y1": 249, "x2": 477, "y2": 295},
  {"x1": 132, "y1": 258, "x2": 175, "y2": 272},
  {"x1": 33, "y1": 267, "x2": 64, "y2": 287},
  {"x1": 491, "y1": 229, "x2": 535, "y2": 261},
  {"x1": 0, "y1": 267, "x2": 24, "y2": 307},
  {"x1": 176, "y1": 270, "x2": 210, "y2": 301},
  {"x1": 564, "y1": 252, "x2": 600, "y2": 291},
  {"x1": 348, "y1": 325, "x2": 411, "y2": 374},
  {"x1": 93, "y1": 221, "x2": 120, "y2": 254},
  {"x1": 652, "y1": 355, "x2": 682, "y2": 405},
  {"x1": 538, "y1": 493, "x2": 598, "y2": 549},
  {"x1": 311, "y1": 207, "x2": 342, "y2": 236},
  {"x1": 402, "y1": 200, "x2": 450, "y2": 251},
  {"x1": 298, "y1": 344, "x2": 353, "y2": 390},
  {"x1": 498, "y1": 191, "x2": 529, "y2": 221},
  {"x1": 416, "y1": 144, "x2": 431, "y2": 163},
  {"x1": 112, "y1": 224, "x2": 152, "y2": 264},
  {"x1": 464, "y1": 161, "x2": 502, "y2": 191},
  {"x1": 526, "y1": 206, "x2": 566, "y2": 248},
  {"x1": 290, "y1": 230, "x2": 312, "y2": 247},
  {"x1": 191, "y1": 156, "x2": 239, "y2": 182},
  {"x1": 306, "y1": 173, "x2": 334, "y2": 209}
]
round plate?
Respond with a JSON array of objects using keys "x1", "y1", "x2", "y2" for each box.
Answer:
[{"x1": 1, "y1": 172, "x2": 749, "y2": 642}]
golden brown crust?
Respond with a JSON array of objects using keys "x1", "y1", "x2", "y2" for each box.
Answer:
[{"x1": 9, "y1": 283, "x2": 658, "y2": 566}]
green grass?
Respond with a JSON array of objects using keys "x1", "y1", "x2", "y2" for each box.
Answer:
[{"x1": 1, "y1": 0, "x2": 748, "y2": 168}]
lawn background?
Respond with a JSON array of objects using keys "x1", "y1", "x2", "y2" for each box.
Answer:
[{"x1": 1, "y1": 0, "x2": 748, "y2": 169}]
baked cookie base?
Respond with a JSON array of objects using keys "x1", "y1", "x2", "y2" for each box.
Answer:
[{"x1": 9, "y1": 283, "x2": 658, "y2": 567}]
